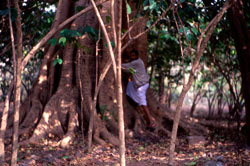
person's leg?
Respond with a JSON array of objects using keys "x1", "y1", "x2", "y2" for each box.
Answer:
[{"x1": 141, "y1": 105, "x2": 155, "y2": 127}]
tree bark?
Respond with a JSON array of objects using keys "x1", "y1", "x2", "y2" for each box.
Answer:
[
  {"x1": 11, "y1": 0, "x2": 23, "y2": 165},
  {"x1": 0, "y1": 83, "x2": 13, "y2": 164},
  {"x1": 228, "y1": 0, "x2": 250, "y2": 146},
  {"x1": 116, "y1": 0, "x2": 126, "y2": 165},
  {"x1": 190, "y1": 90, "x2": 202, "y2": 117},
  {"x1": 159, "y1": 70, "x2": 166, "y2": 104},
  {"x1": 0, "y1": 0, "x2": 14, "y2": 163}
]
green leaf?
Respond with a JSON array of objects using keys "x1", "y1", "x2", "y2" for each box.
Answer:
[
  {"x1": 62, "y1": 155, "x2": 69, "y2": 159},
  {"x1": 184, "y1": 161, "x2": 197, "y2": 166},
  {"x1": 179, "y1": 27, "x2": 189, "y2": 34},
  {"x1": 126, "y1": 3, "x2": 132, "y2": 15},
  {"x1": 149, "y1": 0, "x2": 157, "y2": 10},
  {"x1": 143, "y1": 0, "x2": 149, "y2": 7},
  {"x1": 180, "y1": 0, "x2": 185, "y2": 3},
  {"x1": 76, "y1": 6, "x2": 84, "y2": 12},
  {"x1": 191, "y1": 27, "x2": 199, "y2": 35},
  {"x1": 58, "y1": 37, "x2": 67, "y2": 46},
  {"x1": 53, "y1": 55, "x2": 63, "y2": 66},
  {"x1": 47, "y1": 18, "x2": 52, "y2": 24},
  {"x1": 53, "y1": 60, "x2": 57, "y2": 66},
  {"x1": 146, "y1": 20, "x2": 151, "y2": 28},
  {"x1": 129, "y1": 67, "x2": 136, "y2": 74},
  {"x1": 70, "y1": 30, "x2": 82, "y2": 37},
  {"x1": 104, "y1": 41, "x2": 115, "y2": 49},
  {"x1": 121, "y1": 29, "x2": 126, "y2": 35},
  {"x1": 106, "y1": 16, "x2": 111, "y2": 23},
  {"x1": 111, "y1": 41, "x2": 115, "y2": 48},
  {"x1": 57, "y1": 58, "x2": 63, "y2": 64},
  {"x1": 48, "y1": 38, "x2": 57, "y2": 46},
  {"x1": 60, "y1": 29, "x2": 70, "y2": 37},
  {"x1": 82, "y1": 26, "x2": 97, "y2": 38}
]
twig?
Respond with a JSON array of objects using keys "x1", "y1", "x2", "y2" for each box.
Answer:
[
  {"x1": 111, "y1": 0, "x2": 117, "y2": 48},
  {"x1": 88, "y1": 25, "x2": 101, "y2": 151},
  {"x1": 125, "y1": 0, "x2": 131, "y2": 39},
  {"x1": 171, "y1": 1, "x2": 186, "y2": 85}
]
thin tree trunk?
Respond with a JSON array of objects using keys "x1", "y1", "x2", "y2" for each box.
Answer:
[
  {"x1": 159, "y1": 70, "x2": 166, "y2": 104},
  {"x1": 0, "y1": 83, "x2": 13, "y2": 164},
  {"x1": 168, "y1": 1, "x2": 231, "y2": 164},
  {"x1": 190, "y1": 91, "x2": 201, "y2": 117},
  {"x1": 0, "y1": 1, "x2": 15, "y2": 163},
  {"x1": 166, "y1": 82, "x2": 172, "y2": 109},
  {"x1": 116, "y1": 0, "x2": 126, "y2": 165},
  {"x1": 11, "y1": 0, "x2": 23, "y2": 165}
]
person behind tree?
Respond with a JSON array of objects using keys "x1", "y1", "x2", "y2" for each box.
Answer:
[{"x1": 122, "y1": 50, "x2": 155, "y2": 128}]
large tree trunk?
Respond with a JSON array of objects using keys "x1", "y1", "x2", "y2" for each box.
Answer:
[{"x1": 228, "y1": 0, "x2": 250, "y2": 146}]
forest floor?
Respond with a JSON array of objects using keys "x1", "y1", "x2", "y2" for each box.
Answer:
[{"x1": 3, "y1": 111, "x2": 250, "y2": 166}]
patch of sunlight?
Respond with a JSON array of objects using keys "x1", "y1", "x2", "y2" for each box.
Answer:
[
  {"x1": 62, "y1": 135, "x2": 71, "y2": 143},
  {"x1": 34, "y1": 125, "x2": 47, "y2": 135},
  {"x1": 106, "y1": 112, "x2": 112, "y2": 120},
  {"x1": 175, "y1": 155, "x2": 194, "y2": 162},
  {"x1": 113, "y1": 99, "x2": 117, "y2": 103},
  {"x1": 66, "y1": 84, "x2": 70, "y2": 87},
  {"x1": 80, "y1": 35, "x2": 87, "y2": 40},
  {"x1": 54, "y1": 119, "x2": 61, "y2": 126},
  {"x1": 110, "y1": 85, "x2": 114, "y2": 90},
  {"x1": 44, "y1": 111, "x2": 52, "y2": 123},
  {"x1": 66, "y1": 74, "x2": 70, "y2": 77},
  {"x1": 151, "y1": 156, "x2": 167, "y2": 161},
  {"x1": 60, "y1": 100, "x2": 71, "y2": 108},
  {"x1": 42, "y1": 65, "x2": 47, "y2": 70},
  {"x1": 38, "y1": 75, "x2": 47, "y2": 84}
]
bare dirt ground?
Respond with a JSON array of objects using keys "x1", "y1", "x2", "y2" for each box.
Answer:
[
  {"x1": 2, "y1": 103, "x2": 250, "y2": 166},
  {"x1": 3, "y1": 121, "x2": 250, "y2": 165}
]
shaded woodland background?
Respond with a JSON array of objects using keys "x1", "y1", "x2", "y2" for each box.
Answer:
[{"x1": 0, "y1": 0, "x2": 250, "y2": 165}]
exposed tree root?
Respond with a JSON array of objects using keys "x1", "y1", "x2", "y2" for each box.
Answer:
[
  {"x1": 93, "y1": 128, "x2": 106, "y2": 146},
  {"x1": 20, "y1": 100, "x2": 42, "y2": 129},
  {"x1": 147, "y1": 88, "x2": 208, "y2": 136},
  {"x1": 59, "y1": 107, "x2": 78, "y2": 148},
  {"x1": 28, "y1": 88, "x2": 78, "y2": 144}
]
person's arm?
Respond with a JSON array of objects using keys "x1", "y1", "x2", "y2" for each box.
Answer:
[
  {"x1": 121, "y1": 61, "x2": 133, "y2": 72},
  {"x1": 122, "y1": 61, "x2": 137, "y2": 74}
]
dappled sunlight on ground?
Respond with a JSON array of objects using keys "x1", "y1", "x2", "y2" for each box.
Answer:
[{"x1": 3, "y1": 125, "x2": 250, "y2": 166}]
